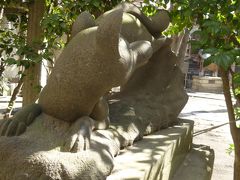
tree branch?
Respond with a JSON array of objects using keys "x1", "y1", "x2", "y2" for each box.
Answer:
[
  {"x1": 220, "y1": 67, "x2": 240, "y2": 142},
  {"x1": 229, "y1": 68, "x2": 240, "y2": 105}
]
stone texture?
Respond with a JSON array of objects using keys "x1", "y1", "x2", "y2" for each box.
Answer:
[
  {"x1": 38, "y1": 9, "x2": 126, "y2": 122},
  {"x1": 0, "y1": 114, "x2": 114, "y2": 180},
  {"x1": 107, "y1": 119, "x2": 194, "y2": 180},
  {"x1": 38, "y1": 5, "x2": 167, "y2": 123},
  {"x1": 109, "y1": 43, "x2": 188, "y2": 136},
  {"x1": 0, "y1": 3, "x2": 188, "y2": 179},
  {"x1": 171, "y1": 144, "x2": 214, "y2": 180},
  {"x1": 192, "y1": 76, "x2": 223, "y2": 93}
]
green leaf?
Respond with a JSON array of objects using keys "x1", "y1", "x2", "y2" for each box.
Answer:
[
  {"x1": 164, "y1": 0, "x2": 169, "y2": 4},
  {"x1": 230, "y1": 48, "x2": 240, "y2": 56},
  {"x1": 236, "y1": 57, "x2": 240, "y2": 65},
  {"x1": 5, "y1": 58, "x2": 16, "y2": 65},
  {"x1": 92, "y1": 0, "x2": 100, "y2": 7},
  {"x1": 202, "y1": 20, "x2": 219, "y2": 27},
  {"x1": 189, "y1": 40, "x2": 202, "y2": 51},
  {"x1": 6, "y1": 47, "x2": 13, "y2": 54},
  {"x1": 226, "y1": 143, "x2": 234, "y2": 155},
  {"x1": 20, "y1": 60, "x2": 30, "y2": 68},
  {"x1": 233, "y1": 73, "x2": 240, "y2": 86},
  {"x1": 16, "y1": 60, "x2": 21, "y2": 66},
  {"x1": 203, "y1": 48, "x2": 218, "y2": 55},
  {"x1": 204, "y1": 56, "x2": 214, "y2": 67},
  {"x1": 0, "y1": 43, "x2": 5, "y2": 48},
  {"x1": 215, "y1": 52, "x2": 235, "y2": 69},
  {"x1": 16, "y1": 48, "x2": 24, "y2": 55}
]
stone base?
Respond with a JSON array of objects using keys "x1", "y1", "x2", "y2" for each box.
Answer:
[
  {"x1": 172, "y1": 144, "x2": 214, "y2": 180},
  {"x1": 192, "y1": 76, "x2": 223, "y2": 93},
  {"x1": 107, "y1": 119, "x2": 194, "y2": 180}
]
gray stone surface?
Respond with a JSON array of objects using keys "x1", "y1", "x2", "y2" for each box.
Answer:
[
  {"x1": 109, "y1": 45, "x2": 188, "y2": 136},
  {"x1": 171, "y1": 144, "x2": 214, "y2": 180},
  {"x1": 0, "y1": 92, "x2": 234, "y2": 180},
  {"x1": 107, "y1": 119, "x2": 194, "y2": 180},
  {"x1": 0, "y1": 3, "x2": 188, "y2": 179}
]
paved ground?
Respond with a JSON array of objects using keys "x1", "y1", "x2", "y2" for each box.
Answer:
[
  {"x1": 0, "y1": 91, "x2": 235, "y2": 179},
  {"x1": 0, "y1": 96, "x2": 22, "y2": 119},
  {"x1": 179, "y1": 91, "x2": 234, "y2": 180}
]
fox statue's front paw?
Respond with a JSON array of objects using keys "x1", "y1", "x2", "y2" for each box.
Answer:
[
  {"x1": 0, "y1": 104, "x2": 42, "y2": 137},
  {"x1": 62, "y1": 116, "x2": 93, "y2": 152}
]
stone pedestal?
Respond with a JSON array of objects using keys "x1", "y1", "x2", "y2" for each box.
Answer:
[
  {"x1": 192, "y1": 76, "x2": 223, "y2": 93},
  {"x1": 107, "y1": 119, "x2": 194, "y2": 180}
]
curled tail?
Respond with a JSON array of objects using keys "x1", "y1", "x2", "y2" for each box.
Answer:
[{"x1": 117, "y1": 2, "x2": 170, "y2": 38}]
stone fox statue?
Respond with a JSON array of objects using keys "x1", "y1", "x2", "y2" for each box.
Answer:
[{"x1": 0, "y1": 3, "x2": 170, "y2": 152}]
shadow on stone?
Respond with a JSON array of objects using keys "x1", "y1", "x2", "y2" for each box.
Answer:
[{"x1": 171, "y1": 144, "x2": 215, "y2": 180}]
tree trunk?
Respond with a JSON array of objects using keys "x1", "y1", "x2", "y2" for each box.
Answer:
[
  {"x1": 0, "y1": 55, "x2": 5, "y2": 79},
  {"x1": 4, "y1": 76, "x2": 23, "y2": 118},
  {"x1": 0, "y1": 7, "x2": 5, "y2": 79},
  {"x1": 177, "y1": 28, "x2": 190, "y2": 73},
  {"x1": 171, "y1": 33, "x2": 183, "y2": 54},
  {"x1": 235, "y1": 141, "x2": 240, "y2": 180},
  {"x1": 22, "y1": 0, "x2": 45, "y2": 106},
  {"x1": 220, "y1": 67, "x2": 240, "y2": 180}
]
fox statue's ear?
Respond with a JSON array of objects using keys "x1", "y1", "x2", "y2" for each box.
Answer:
[
  {"x1": 114, "y1": 2, "x2": 170, "y2": 38},
  {"x1": 96, "y1": 8, "x2": 123, "y2": 58},
  {"x1": 71, "y1": 11, "x2": 96, "y2": 39},
  {"x1": 150, "y1": 10, "x2": 170, "y2": 35}
]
